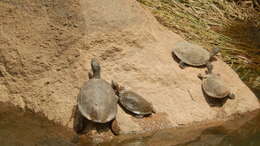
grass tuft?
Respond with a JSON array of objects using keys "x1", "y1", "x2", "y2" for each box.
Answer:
[{"x1": 138, "y1": 0, "x2": 260, "y2": 93}]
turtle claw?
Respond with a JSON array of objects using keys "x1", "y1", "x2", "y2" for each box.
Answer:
[
  {"x1": 111, "y1": 119, "x2": 120, "y2": 135},
  {"x1": 229, "y1": 93, "x2": 235, "y2": 100},
  {"x1": 179, "y1": 61, "x2": 186, "y2": 69},
  {"x1": 197, "y1": 73, "x2": 204, "y2": 80}
]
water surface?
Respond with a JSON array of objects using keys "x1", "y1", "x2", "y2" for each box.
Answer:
[
  {"x1": 1, "y1": 102, "x2": 260, "y2": 146},
  {"x1": 0, "y1": 103, "x2": 76, "y2": 146}
]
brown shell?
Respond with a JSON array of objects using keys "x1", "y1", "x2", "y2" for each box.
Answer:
[
  {"x1": 77, "y1": 79, "x2": 118, "y2": 123},
  {"x1": 119, "y1": 90, "x2": 154, "y2": 115},
  {"x1": 202, "y1": 74, "x2": 230, "y2": 98},
  {"x1": 173, "y1": 42, "x2": 210, "y2": 66}
]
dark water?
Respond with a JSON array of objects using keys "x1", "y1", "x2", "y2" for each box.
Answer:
[
  {"x1": 1, "y1": 101, "x2": 260, "y2": 146},
  {"x1": 0, "y1": 103, "x2": 77, "y2": 146},
  {"x1": 99, "y1": 109, "x2": 260, "y2": 146},
  {"x1": 178, "y1": 112, "x2": 260, "y2": 146}
]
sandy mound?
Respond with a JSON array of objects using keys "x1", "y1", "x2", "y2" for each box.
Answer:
[{"x1": 0, "y1": 0, "x2": 258, "y2": 139}]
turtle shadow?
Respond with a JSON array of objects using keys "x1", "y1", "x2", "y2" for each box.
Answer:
[
  {"x1": 85, "y1": 120, "x2": 111, "y2": 134},
  {"x1": 202, "y1": 88, "x2": 228, "y2": 107},
  {"x1": 171, "y1": 52, "x2": 208, "y2": 69}
]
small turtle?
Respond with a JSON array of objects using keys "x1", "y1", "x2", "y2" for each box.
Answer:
[
  {"x1": 172, "y1": 41, "x2": 220, "y2": 69},
  {"x1": 198, "y1": 63, "x2": 235, "y2": 99},
  {"x1": 74, "y1": 58, "x2": 119, "y2": 135},
  {"x1": 112, "y1": 81, "x2": 155, "y2": 118}
]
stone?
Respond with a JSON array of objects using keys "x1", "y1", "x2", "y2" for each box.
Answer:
[{"x1": 0, "y1": 0, "x2": 259, "y2": 142}]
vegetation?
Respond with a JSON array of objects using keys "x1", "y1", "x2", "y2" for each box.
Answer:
[{"x1": 137, "y1": 0, "x2": 260, "y2": 94}]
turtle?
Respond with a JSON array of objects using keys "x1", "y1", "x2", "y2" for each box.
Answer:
[
  {"x1": 198, "y1": 63, "x2": 235, "y2": 99},
  {"x1": 74, "y1": 58, "x2": 119, "y2": 135},
  {"x1": 172, "y1": 41, "x2": 221, "y2": 69},
  {"x1": 111, "y1": 81, "x2": 155, "y2": 118}
]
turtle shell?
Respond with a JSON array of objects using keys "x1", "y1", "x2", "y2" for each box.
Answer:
[
  {"x1": 119, "y1": 91, "x2": 154, "y2": 116},
  {"x1": 202, "y1": 74, "x2": 230, "y2": 98},
  {"x1": 173, "y1": 42, "x2": 210, "y2": 66},
  {"x1": 77, "y1": 79, "x2": 118, "y2": 123}
]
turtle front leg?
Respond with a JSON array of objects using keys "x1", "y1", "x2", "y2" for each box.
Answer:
[
  {"x1": 179, "y1": 61, "x2": 186, "y2": 69},
  {"x1": 228, "y1": 93, "x2": 235, "y2": 100},
  {"x1": 197, "y1": 73, "x2": 207, "y2": 80},
  {"x1": 111, "y1": 119, "x2": 120, "y2": 135},
  {"x1": 152, "y1": 107, "x2": 156, "y2": 114},
  {"x1": 73, "y1": 106, "x2": 85, "y2": 134}
]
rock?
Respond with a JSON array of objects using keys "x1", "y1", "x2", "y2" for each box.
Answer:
[{"x1": 0, "y1": 0, "x2": 259, "y2": 142}]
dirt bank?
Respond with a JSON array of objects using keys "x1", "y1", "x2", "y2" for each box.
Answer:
[{"x1": 0, "y1": 0, "x2": 259, "y2": 143}]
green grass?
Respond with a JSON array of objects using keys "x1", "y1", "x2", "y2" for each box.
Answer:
[{"x1": 137, "y1": 0, "x2": 260, "y2": 93}]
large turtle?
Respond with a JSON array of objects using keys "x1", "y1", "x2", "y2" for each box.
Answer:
[
  {"x1": 172, "y1": 41, "x2": 220, "y2": 69},
  {"x1": 198, "y1": 63, "x2": 235, "y2": 99},
  {"x1": 112, "y1": 81, "x2": 155, "y2": 118},
  {"x1": 74, "y1": 58, "x2": 119, "y2": 135}
]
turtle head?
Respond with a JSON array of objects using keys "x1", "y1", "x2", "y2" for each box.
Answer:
[
  {"x1": 111, "y1": 80, "x2": 124, "y2": 95},
  {"x1": 206, "y1": 62, "x2": 213, "y2": 74},
  {"x1": 91, "y1": 58, "x2": 101, "y2": 79},
  {"x1": 210, "y1": 48, "x2": 221, "y2": 58}
]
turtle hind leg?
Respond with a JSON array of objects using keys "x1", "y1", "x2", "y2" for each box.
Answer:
[
  {"x1": 228, "y1": 93, "x2": 235, "y2": 100},
  {"x1": 179, "y1": 61, "x2": 186, "y2": 69},
  {"x1": 134, "y1": 114, "x2": 145, "y2": 118},
  {"x1": 88, "y1": 72, "x2": 93, "y2": 79},
  {"x1": 111, "y1": 119, "x2": 120, "y2": 135},
  {"x1": 73, "y1": 107, "x2": 85, "y2": 134},
  {"x1": 152, "y1": 107, "x2": 156, "y2": 114}
]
